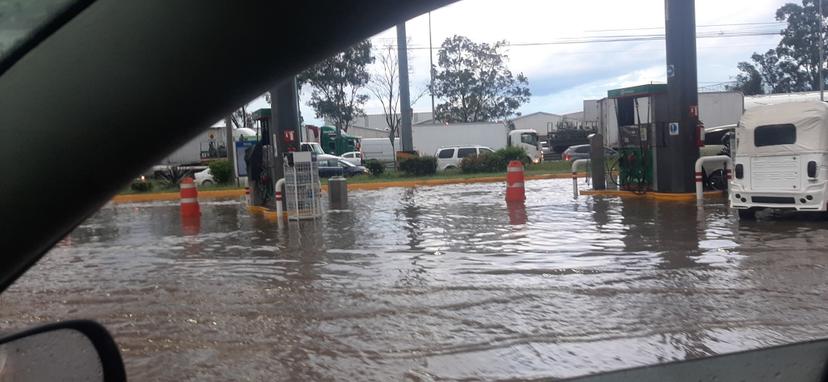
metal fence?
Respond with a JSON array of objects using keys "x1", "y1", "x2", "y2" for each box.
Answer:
[{"x1": 284, "y1": 152, "x2": 322, "y2": 220}]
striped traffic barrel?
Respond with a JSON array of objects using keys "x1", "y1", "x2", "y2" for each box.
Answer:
[
  {"x1": 505, "y1": 160, "x2": 526, "y2": 202},
  {"x1": 179, "y1": 177, "x2": 200, "y2": 217}
]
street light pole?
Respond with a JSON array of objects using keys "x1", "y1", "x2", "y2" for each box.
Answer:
[
  {"x1": 429, "y1": 12, "x2": 436, "y2": 119},
  {"x1": 397, "y1": 22, "x2": 413, "y2": 152},
  {"x1": 820, "y1": 0, "x2": 824, "y2": 101}
]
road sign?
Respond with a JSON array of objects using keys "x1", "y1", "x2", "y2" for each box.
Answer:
[{"x1": 669, "y1": 122, "x2": 680, "y2": 136}]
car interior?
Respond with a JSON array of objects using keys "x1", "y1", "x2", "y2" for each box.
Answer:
[{"x1": 3, "y1": 1, "x2": 828, "y2": 381}]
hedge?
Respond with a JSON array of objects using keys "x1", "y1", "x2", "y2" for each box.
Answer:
[
  {"x1": 460, "y1": 147, "x2": 529, "y2": 173},
  {"x1": 399, "y1": 156, "x2": 437, "y2": 176}
]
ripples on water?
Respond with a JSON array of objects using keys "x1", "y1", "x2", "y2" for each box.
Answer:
[{"x1": 3, "y1": 179, "x2": 828, "y2": 380}]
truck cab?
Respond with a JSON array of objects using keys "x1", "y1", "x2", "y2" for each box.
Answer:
[
  {"x1": 300, "y1": 142, "x2": 326, "y2": 155},
  {"x1": 730, "y1": 101, "x2": 828, "y2": 219},
  {"x1": 507, "y1": 129, "x2": 543, "y2": 164}
]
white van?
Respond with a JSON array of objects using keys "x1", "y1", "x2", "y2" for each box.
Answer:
[
  {"x1": 435, "y1": 145, "x2": 495, "y2": 171},
  {"x1": 361, "y1": 138, "x2": 399, "y2": 163},
  {"x1": 731, "y1": 101, "x2": 828, "y2": 219}
]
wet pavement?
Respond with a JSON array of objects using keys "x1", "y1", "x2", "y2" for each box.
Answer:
[{"x1": 3, "y1": 178, "x2": 828, "y2": 381}]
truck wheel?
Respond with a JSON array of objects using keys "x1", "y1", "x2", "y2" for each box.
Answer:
[
  {"x1": 706, "y1": 170, "x2": 725, "y2": 191},
  {"x1": 202, "y1": 180, "x2": 213, "y2": 186},
  {"x1": 738, "y1": 208, "x2": 757, "y2": 220}
]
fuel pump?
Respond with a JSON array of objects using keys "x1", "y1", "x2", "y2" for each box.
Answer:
[{"x1": 608, "y1": 84, "x2": 666, "y2": 192}]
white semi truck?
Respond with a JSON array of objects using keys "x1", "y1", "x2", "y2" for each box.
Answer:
[
  {"x1": 731, "y1": 101, "x2": 828, "y2": 219},
  {"x1": 412, "y1": 122, "x2": 543, "y2": 163}
]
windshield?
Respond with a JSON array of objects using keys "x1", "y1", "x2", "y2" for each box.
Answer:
[
  {"x1": 521, "y1": 132, "x2": 539, "y2": 147},
  {"x1": 301, "y1": 142, "x2": 325, "y2": 155},
  {"x1": 0, "y1": 0, "x2": 74, "y2": 60}
]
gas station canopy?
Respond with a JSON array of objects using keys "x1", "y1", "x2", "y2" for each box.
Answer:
[{"x1": 608, "y1": 84, "x2": 667, "y2": 99}]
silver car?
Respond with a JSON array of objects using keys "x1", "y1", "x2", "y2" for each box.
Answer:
[{"x1": 562, "y1": 144, "x2": 617, "y2": 162}]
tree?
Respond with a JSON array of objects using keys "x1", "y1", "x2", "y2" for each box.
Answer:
[
  {"x1": 230, "y1": 104, "x2": 253, "y2": 129},
  {"x1": 431, "y1": 35, "x2": 530, "y2": 123},
  {"x1": 775, "y1": 0, "x2": 827, "y2": 90},
  {"x1": 298, "y1": 40, "x2": 373, "y2": 153},
  {"x1": 368, "y1": 45, "x2": 427, "y2": 168},
  {"x1": 733, "y1": 0, "x2": 828, "y2": 93},
  {"x1": 731, "y1": 62, "x2": 764, "y2": 95}
]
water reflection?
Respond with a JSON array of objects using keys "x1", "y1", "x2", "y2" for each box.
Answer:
[
  {"x1": 506, "y1": 201, "x2": 527, "y2": 226},
  {"x1": 4, "y1": 180, "x2": 828, "y2": 381}
]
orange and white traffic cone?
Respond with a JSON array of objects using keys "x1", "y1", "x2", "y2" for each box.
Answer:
[
  {"x1": 505, "y1": 160, "x2": 526, "y2": 202},
  {"x1": 180, "y1": 177, "x2": 200, "y2": 217}
]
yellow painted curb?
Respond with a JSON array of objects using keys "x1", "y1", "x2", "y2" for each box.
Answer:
[
  {"x1": 112, "y1": 188, "x2": 246, "y2": 203},
  {"x1": 247, "y1": 205, "x2": 288, "y2": 220},
  {"x1": 580, "y1": 189, "x2": 724, "y2": 201}
]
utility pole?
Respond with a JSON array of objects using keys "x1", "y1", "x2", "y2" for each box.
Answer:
[
  {"x1": 820, "y1": 0, "x2": 825, "y2": 101},
  {"x1": 272, "y1": 76, "x2": 301, "y2": 181},
  {"x1": 397, "y1": 22, "x2": 413, "y2": 152},
  {"x1": 428, "y1": 12, "x2": 436, "y2": 120},
  {"x1": 224, "y1": 115, "x2": 237, "y2": 184},
  {"x1": 661, "y1": 0, "x2": 700, "y2": 193}
]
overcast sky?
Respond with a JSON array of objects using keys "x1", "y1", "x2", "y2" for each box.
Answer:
[{"x1": 248, "y1": 0, "x2": 793, "y2": 125}]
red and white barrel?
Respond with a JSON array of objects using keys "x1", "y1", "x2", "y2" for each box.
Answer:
[
  {"x1": 505, "y1": 161, "x2": 526, "y2": 202},
  {"x1": 179, "y1": 177, "x2": 200, "y2": 217}
]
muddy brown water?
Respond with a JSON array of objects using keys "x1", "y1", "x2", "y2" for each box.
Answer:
[{"x1": 2, "y1": 179, "x2": 828, "y2": 381}]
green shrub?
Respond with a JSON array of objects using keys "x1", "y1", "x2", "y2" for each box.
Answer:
[
  {"x1": 497, "y1": 146, "x2": 530, "y2": 166},
  {"x1": 157, "y1": 166, "x2": 188, "y2": 189},
  {"x1": 399, "y1": 156, "x2": 437, "y2": 176},
  {"x1": 460, "y1": 155, "x2": 487, "y2": 173},
  {"x1": 208, "y1": 159, "x2": 233, "y2": 184},
  {"x1": 364, "y1": 159, "x2": 385, "y2": 176},
  {"x1": 130, "y1": 178, "x2": 153, "y2": 192},
  {"x1": 459, "y1": 147, "x2": 530, "y2": 174}
]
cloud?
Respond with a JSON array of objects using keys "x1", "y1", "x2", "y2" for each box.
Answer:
[
  {"x1": 241, "y1": 0, "x2": 793, "y2": 125},
  {"x1": 522, "y1": 65, "x2": 669, "y2": 115}
]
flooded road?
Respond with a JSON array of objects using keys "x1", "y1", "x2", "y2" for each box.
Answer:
[{"x1": 3, "y1": 178, "x2": 828, "y2": 380}]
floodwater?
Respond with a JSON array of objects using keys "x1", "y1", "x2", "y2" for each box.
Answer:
[{"x1": 3, "y1": 179, "x2": 828, "y2": 381}]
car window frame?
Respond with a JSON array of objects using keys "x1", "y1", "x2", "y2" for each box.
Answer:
[
  {"x1": 457, "y1": 147, "x2": 477, "y2": 158},
  {"x1": 438, "y1": 148, "x2": 455, "y2": 159}
]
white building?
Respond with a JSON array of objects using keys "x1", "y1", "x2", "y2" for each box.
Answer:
[{"x1": 510, "y1": 112, "x2": 563, "y2": 135}]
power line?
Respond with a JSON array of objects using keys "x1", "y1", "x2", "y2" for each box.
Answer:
[
  {"x1": 584, "y1": 21, "x2": 785, "y2": 33},
  {"x1": 506, "y1": 31, "x2": 780, "y2": 47},
  {"x1": 388, "y1": 30, "x2": 781, "y2": 50}
]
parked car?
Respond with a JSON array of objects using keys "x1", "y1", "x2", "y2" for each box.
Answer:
[
  {"x1": 435, "y1": 145, "x2": 495, "y2": 171},
  {"x1": 562, "y1": 144, "x2": 618, "y2": 161},
  {"x1": 317, "y1": 154, "x2": 367, "y2": 178},
  {"x1": 341, "y1": 151, "x2": 363, "y2": 166},
  {"x1": 194, "y1": 168, "x2": 215, "y2": 186}
]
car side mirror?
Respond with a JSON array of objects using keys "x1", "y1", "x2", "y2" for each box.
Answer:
[{"x1": 0, "y1": 320, "x2": 125, "y2": 381}]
